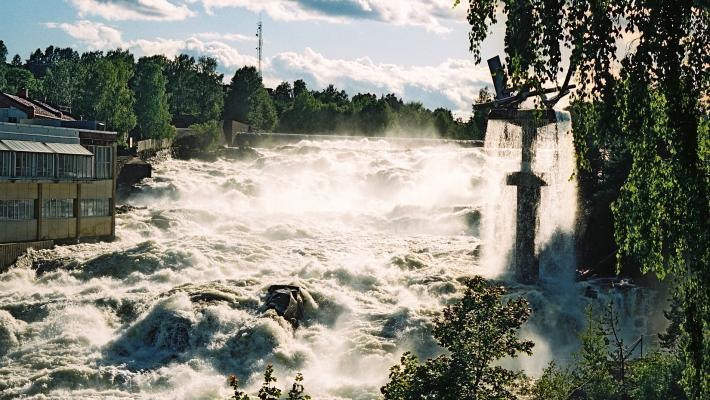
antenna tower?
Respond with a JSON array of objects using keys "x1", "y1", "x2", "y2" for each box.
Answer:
[{"x1": 256, "y1": 16, "x2": 263, "y2": 75}]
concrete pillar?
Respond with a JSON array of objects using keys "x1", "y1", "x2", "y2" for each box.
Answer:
[
  {"x1": 490, "y1": 109, "x2": 556, "y2": 284},
  {"x1": 110, "y1": 143, "x2": 117, "y2": 240},
  {"x1": 75, "y1": 183, "x2": 82, "y2": 240},
  {"x1": 36, "y1": 183, "x2": 44, "y2": 240}
]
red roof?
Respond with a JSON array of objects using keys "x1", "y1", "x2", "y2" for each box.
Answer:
[{"x1": 0, "y1": 92, "x2": 76, "y2": 121}]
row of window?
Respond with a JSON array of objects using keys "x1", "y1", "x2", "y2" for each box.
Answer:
[
  {"x1": 42, "y1": 198, "x2": 74, "y2": 218},
  {"x1": 0, "y1": 147, "x2": 112, "y2": 180},
  {"x1": 81, "y1": 198, "x2": 111, "y2": 217},
  {"x1": 0, "y1": 198, "x2": 111, "y2": 220},
  {"x1": 86, "y1": 146, "x2": 112, "y2": 179},
  {"x1": 0, "y1": 199, "x2": 34, "y2": 220}
]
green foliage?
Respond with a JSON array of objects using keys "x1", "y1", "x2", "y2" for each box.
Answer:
[
  {"x1": 0, "y1": 64, "x2": 6, "y2": 92},
  {"x1": 460, "y1": 2, "x2": 709, "y2": 397},
  {"x1": 0, "y1": 40, "x2": 7, "y2": 64},
  {"x1": 287, "y1": 373, "x2": 310, "y2": 400},
  {"x1": 531, "y1": 305, "x2": 687, "y2": 400},
  {"x1": 225, "y1": 66, "x2": 276, "y2": 132},
  {"x1": 225, "y1": 368, "x2": 310, "y2": 400},
  {"x1": 381, "y1": 276, "x2": 533, "y2": 400},
  {"x1": 42, "y1": 60, "x2": 81, "y2": 111},
  {"x1": 257, "y1": 365, "x2": 281, "y2": 400},
  {"x1": 271, "y1": 81, "x2": 293, "y2": 117},
  {"x1": 3, "y1": 67, "x2": 38, "y2": 96},
  {"x1": 75, "y1": 51, "x2": 137, "y2": 141},
  {"x1": 132, "y1": 57, "x2": 174, "y2": 139},
  {"x1": 182, "y1": 120, "x2": 221, "y2": 152},
  {"x1": 529, "y1": 362, "x2": 577, "y2": 400},
  {"x1": 164, "y1": 54, "x2": 224, "y2": 126},
  {"x1": 195, "y1": 57, "x2": 225, "y2": 123},
  {"x1": 25, "y1": 45, "x2": 79, "y2": 78},
  {"x1": 574, "y1": 307, "x2": 617, "y2": 399},
  {"x1": 628, "y1": 352, "x2": 685, "y2": 400},
  {"x1": 228, "y1": 374, "x2": 250, "y2": 400}
]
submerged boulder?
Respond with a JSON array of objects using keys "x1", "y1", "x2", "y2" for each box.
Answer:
[{"x1": 264, "y1": 285, "x2": 304, "y2": 327}]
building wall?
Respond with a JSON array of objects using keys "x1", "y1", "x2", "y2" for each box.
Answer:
[
  {"x1": 0, "y1": 221, "x2": 36, "y2": 242},
  {"x1": 0, "y1": 178, "x2": 115, "y2": 244},
  {"x1": 0, "y1": 240, "x2": 54, "y2": 271}
]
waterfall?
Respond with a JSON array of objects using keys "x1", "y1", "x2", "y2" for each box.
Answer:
[{"x1": 481, "y1": 110, "x2": 577, "y2": 285}]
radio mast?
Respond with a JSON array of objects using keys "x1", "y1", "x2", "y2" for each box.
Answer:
[{"x1": 256, "y1": 15, "x2": 263, "y2": 76}]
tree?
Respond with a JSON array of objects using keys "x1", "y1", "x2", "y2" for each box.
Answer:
[
  {"x1": 531, "y1": 305, "x2": 687, "y2": 400},
  {"x1": 3, "y1": 67, "x2": 38, "y2": 95},
  {"x1": 314, "y1": 84, "x2": 349, "y2": 108},
  {"x1": 433, "y1": 107, "x2": 456, "y2": 137},
  {"x1": 10, "y1": 54, "x2": 21, "y2": 67},
  {"x1": 225, "y1": 66, "x2": 277, "y2": 131},
  {"x1": 132, "y1": 57, "x2": 174, "y2": 139},
  {"x1": 228, "y1": 374, "x2": 250, "y2": 400},
  {"x1": 272, "y1": 81, "x2": 293, "y2": 116},
  {"x1": 26, "y1": 45, "x2": 78, "y2": 78},
  {"x1": 292, "y1": 79, "x2": 307, "y2": 97},
  {"x1": 257, "y1": 364, "x2": 281, "y2": 400},
  {"x1": 287, "y1": 373, "x2": 311, "y2": 400},
  {"x1": 195, "y1": 56, "x2": 224, "y2": 123},
  {"x1": 42, "y1": 60, "x2": 81, "y2": 110},
  {"x1": 278, "y1": 91, "x2": 322, "y2": 133},
  {"x1": 381, "y1": 276, "x2": 533, "y2": 399},
  {"x1": 0, "y1": 40, "x2": 7, "y2": 64},
  {"x1": 458, "y1": 2, "x2": 709, "y2": 397},
  {"x1": 359, "y1": 98, "x2": 393, "y2": 135},
  {"x1": 76, "y1": 53, "x2": 136, "y2": 142},
  {"x1": 165, "y1": 54, "x2": 199, "y2": 124}
]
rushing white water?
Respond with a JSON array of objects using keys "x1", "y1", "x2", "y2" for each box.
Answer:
[{"x1": 0, "y1": 129, "x2": 656, "y2": 399}]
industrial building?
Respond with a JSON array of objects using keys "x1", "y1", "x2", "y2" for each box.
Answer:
[{"x1": 0, "y1": 90, "x2": 117, "y2": 268}]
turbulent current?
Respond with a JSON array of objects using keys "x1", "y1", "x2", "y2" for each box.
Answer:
[{"x1": 0, "y1": 122, "x2": 656, "y2": 399}]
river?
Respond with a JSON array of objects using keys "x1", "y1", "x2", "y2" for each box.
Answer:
[{"x1": 0, "y1": 120, "x2": 656, "y2": 399}]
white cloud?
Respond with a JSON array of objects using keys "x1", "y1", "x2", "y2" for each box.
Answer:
[
  {"x1": 194, "y1": 0, "x2": 465, "y2": 33},
  {"x1": 267, "y1": 48, "x2": 490, "y2": 115},
  {"x1": 132, "y1": 37, "x2": 258, "y2": 67},
  {"x1": 44, "y1": 20, "x2": 125, "y2": 49},
  {"x1": 70, "y1": 0, "x2": 195, "y2": 21},
  {"x1": 45, "y1": 20, "x2": 257, "y2": 68},
  {"x1": 194, "y1": 32, "x2": 257, "y2": 42}
]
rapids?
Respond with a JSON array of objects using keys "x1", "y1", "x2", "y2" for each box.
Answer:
[{"x1": 0, "y1": 130, "x2": 656, "y2": 399}]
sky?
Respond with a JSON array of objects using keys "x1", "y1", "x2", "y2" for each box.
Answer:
[{"x1": 0, "y1": 0, "x2": 510, "y2": 116}]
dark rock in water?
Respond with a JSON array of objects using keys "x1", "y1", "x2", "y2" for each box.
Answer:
[
  {"x1": 264, "y1": 285, "x2": 304, "y2": 327},
  {"x1": 115, "y1": 204, "x2": 147, "y2": 215},
  {"x1": 467, "y1": 244, "x2": 481, "y2": 257},
  {"x1": 220, "y1": 146, "x2": 261, "y2": 160},
  {"x1": 584, "y1": 286, "x2": 598, "y2": 299},
  {"x1": 32, "y1": 258, "x2": 79, "y2": 276}
]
